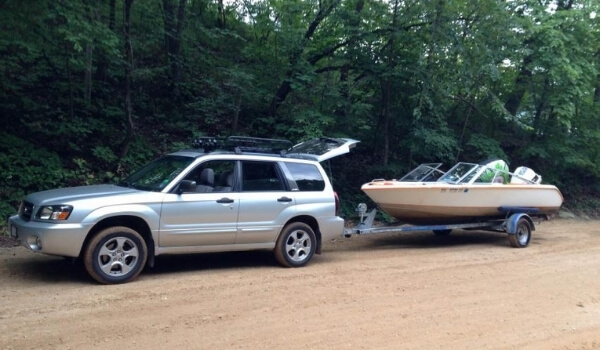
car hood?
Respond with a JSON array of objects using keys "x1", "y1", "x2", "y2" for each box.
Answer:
[{"x1": 26, "y1": 184, "x2": 144, "y2": 206}]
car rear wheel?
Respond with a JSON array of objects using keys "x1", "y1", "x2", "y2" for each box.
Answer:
[
  {"x1": 83, "y1": 226, "x2": 147, "y2": 284},
  {"x1": 274, "y1": 222, "x2": 316, "y2": 268}
]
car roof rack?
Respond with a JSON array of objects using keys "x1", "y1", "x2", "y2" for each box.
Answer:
[{"x1": 192, "y1": 136, "x2": 293, "y2": 156}]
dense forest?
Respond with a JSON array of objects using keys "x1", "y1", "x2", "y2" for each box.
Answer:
[{"x1": 1, "y1": 0, "x2": 599, "y2": 225}]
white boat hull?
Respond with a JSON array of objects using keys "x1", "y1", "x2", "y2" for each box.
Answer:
[{"x1": 361, "y1": 181, "x2": 564, "y2": 224}]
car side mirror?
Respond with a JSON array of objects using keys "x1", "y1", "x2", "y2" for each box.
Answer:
[{"x1": 178, "y1": 180, "x2": 196, "y2": 193}]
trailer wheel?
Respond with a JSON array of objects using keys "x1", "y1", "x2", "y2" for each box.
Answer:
[
  {"x1": 508, "y1": 218, "x2": 531, "y2": 248},
  {"x1": 433, "y1": 229, "x2": 452, "y2": 236}
]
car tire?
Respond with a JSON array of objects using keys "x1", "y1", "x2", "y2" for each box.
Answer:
[
  {"x1": 274, "y1": 222, "x2": 316, "y2": 268},
  {"x1": 83, "y1": 226, "x2": 147, "y2": 284}
]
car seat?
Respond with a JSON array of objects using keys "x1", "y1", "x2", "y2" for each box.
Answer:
[
  {"x1": 196, "y1": 168, "x2": 214, "y2": 192},
  {"x1": 214, "y1": 171, "x2": 234, "y2": 192}
]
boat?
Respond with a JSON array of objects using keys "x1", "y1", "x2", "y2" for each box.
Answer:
[{"x1": 361, "y1": 160, "x2": 564, "y2": 224}]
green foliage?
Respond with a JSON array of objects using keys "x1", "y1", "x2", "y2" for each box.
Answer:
[
  {"x1": 0, "y1": 133, "x2": 69, "y2": 220},
  {"x1": 464, "y1": 135, "x2": 509, "y2": 163},
  {"x1": 410, "y1": 125, "x2": 458, "y2": 163},
  {"x1": 1, "y1": 0, "x2": 600, "y2": 229}
]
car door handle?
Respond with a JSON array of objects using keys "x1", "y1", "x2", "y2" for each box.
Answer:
[
  {"x1": 216, "y1": 197, "x2": 234, "y2": 204},
  {"x1": 277, "y1": 196, "x2": 293, "y2": 203}
]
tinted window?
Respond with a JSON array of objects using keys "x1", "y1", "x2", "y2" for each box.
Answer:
[
  {"x1": 183, "y1": 160, "x2": 236, "y2": 192},
  {"x1": 286, "y1": 163, "x2": 325, "y2": 191},
  {"x1": 241, "y1": 161, "x2": 285, "y2": 191}
]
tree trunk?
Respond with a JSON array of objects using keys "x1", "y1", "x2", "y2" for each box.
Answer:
[
  {"x1": 82, "y1": 1, "x2": 98, "y2": 104},
  {"x1": 381, "y1": 79, "x2": 391, "y2": 166},
  {"x1": 95, "y1": 0, "x2": 115, "y2": 83},
  {"x1": 379, "y1": 0, "x2": 400, "y2": 166},
  {"x1": 232, "y1": 92, "x2": 241, "y2": 133},
  {"x1": 268, "y1": 0, "x2": 341, "y2": 120},
  {"x1": 594, "y1": 50, "x2": 600, "y2": 103},
  {"x1": 532, "y1": 77, "x2": 550, "y2": 140},
  {"x1": 336, "y1": 0, "x2": 364, "y2": 119},
  {"x1": 118, "y1": 0, "x2": 136, "y2": 167},
  {"x1": 162, "y1": 0, "x2": 186, "y2": 102},
  {"x1": 84, "y1": 42, "x2": 93, "y2": 104},
  {"x1": 455, "y1": 106, "x2": 472, "y2": 162},
  {"x1": 595, "y1": 76, "x2": 600, "y2": 103},
  {"x1": 109, "y1": 0, "x2": 115, "y2": 30},
  {"x1": 217, "y1": 0, "x2": 225, "y2": 28},
  {"x1": 67, "y1": 58, "x2": 74, "y2": 119},
  {"x1": 504, "y1": 54, "x2": 532, "y2": 116}
]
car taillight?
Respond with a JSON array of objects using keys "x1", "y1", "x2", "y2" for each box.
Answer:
[{"x1": 334, "y1": 192, "x2": 340, "y2": 216}]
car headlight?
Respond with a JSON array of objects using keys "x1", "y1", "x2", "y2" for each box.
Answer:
[{"x1": 36, "y1": 205, "x2": 73, "y2": 221}]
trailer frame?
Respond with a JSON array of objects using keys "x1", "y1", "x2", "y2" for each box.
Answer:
[{"x1": 343, "y1": 204, "x2": 547, "y2": 248}]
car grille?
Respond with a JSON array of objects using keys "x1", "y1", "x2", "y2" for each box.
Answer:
[{"x1": 19, "y1": 201, "x2": 34, "y2": 221}]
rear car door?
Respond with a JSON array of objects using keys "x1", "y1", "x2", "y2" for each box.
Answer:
[{"x1": 236, "y1": 160, "x2": 295, "y2": 244}]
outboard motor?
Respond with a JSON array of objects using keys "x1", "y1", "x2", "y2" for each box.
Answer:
[{"x1": 510, "y1": 166, "x2": 542, "y2": 184}]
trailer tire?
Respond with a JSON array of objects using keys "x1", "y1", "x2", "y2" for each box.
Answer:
[
  {"x1": 508, "y1": 218, "x2": 531, "y2": 248},
  {"x1": 433, "y1": 229, "x2": 452, "y2": 236}
]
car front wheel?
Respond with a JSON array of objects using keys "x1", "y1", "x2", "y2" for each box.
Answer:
[
  {"x1": 274, "y1": 222, "x2": 316, "y2": 268},
  {"x1": 83, "y1": 226, "x2": 147, "y2": 284}
]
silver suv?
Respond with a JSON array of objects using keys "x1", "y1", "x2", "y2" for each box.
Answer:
[{"x1": 7, "y1": 137, "x2": 358, "y2": 284}]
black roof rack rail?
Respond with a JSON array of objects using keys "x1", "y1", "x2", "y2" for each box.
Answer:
[{"x1": 192, "y1": 136, "x2": 293, "y2": 155}]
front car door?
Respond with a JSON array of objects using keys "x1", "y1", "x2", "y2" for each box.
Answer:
[{"x1": 159, "y1": 160, "x2": 239, "y2": 247}]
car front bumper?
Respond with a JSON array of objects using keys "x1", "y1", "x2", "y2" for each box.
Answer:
[{"x1": 8, "y1": 215, "x2": 90, "y2": 258}]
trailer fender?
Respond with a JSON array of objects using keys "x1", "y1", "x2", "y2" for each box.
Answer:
[{"x1": 505, "y1": 213, "x2": 535, "y2": 235}]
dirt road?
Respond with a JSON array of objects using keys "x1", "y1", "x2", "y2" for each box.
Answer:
[{"x1": 1, "y1": 219, "x2": 599, "y2": 349}]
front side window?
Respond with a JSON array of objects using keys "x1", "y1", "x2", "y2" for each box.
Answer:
[
  {"x1": 120, "y1": 155, "x2": 195, "y2": 191},
  {"x1": 241, "y1": 161, "x2": 285, "y2": 192},
  {"x1": 183, "y1": 160, "x2": 236, "y2": 192},
  {"x1": 286, "y1": 163, "x2": 325, "y2": 191}
]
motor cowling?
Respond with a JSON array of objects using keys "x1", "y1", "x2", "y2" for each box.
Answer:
[{"x1": 510, "y1": 166, "x2": 542, "y2": 184}]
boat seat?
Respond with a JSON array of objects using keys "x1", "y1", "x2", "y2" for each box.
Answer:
[{"x1": 196, "y1": 168, "x2": 215, "y2": 192}]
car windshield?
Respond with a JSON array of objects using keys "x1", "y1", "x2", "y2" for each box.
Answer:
[{"x1": 119, "y1": 155, "x2": 195, "y2": 191}]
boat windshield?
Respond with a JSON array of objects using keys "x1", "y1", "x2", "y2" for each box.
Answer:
[
  {"x1": 400, "y1": 163, "x2": 444, "y2": 182},
  {"x1": 438, "y1": 163, "x2": 481, "y2": 184},
  {"x1": 118, "y1": 155, "x2": 195, "y2": 191},
  {"x1": 438, "y1": 161, "x2": 512, "y2": 184}
]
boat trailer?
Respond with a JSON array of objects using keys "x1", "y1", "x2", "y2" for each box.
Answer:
[{"x1": 343, "y1": 204, "x2": 548, "y2": 248}]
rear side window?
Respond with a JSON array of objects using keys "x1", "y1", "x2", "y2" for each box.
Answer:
[
  {"x1": 286, "y1": 163, "x2": 325, "y2": 191},
  {"x1": 241, "y1": 161, "x2": 285, "y2": 191}
]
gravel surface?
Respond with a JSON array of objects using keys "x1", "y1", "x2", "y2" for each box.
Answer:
[{"x1": 1, "y1": 219, "x2": 599, "y2": 349}]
